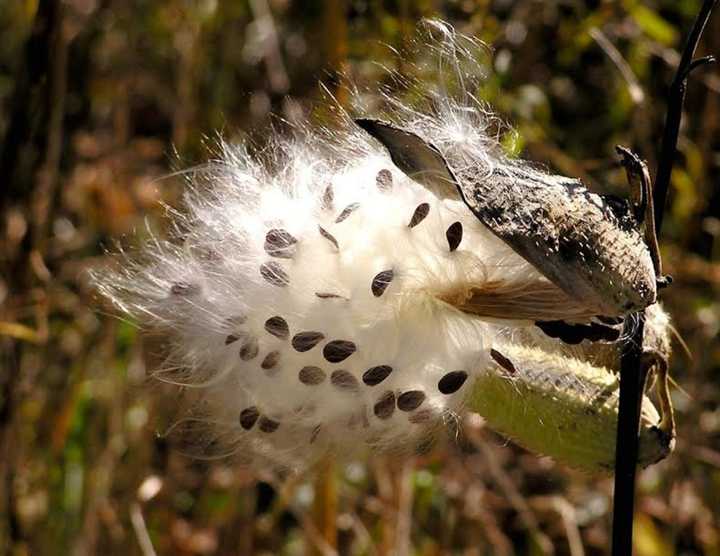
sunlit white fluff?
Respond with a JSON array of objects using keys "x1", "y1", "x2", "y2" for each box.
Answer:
[
  {"x1": 92, "y1": 21, "x2": 668, "y2": 470},
  {"x1": 95, "y1": 130, "x2": 547, "y2": 465}
]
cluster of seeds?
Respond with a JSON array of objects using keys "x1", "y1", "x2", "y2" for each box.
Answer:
[
  {"x1": 193, "y1": 168, "x2": 479, "y2": 454},
  {"x1": 105, "y1": 131, "x2": 634, "y2": 469}
]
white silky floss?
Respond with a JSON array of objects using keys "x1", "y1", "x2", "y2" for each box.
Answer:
[{"x1": 92, "y1": 22, "x2": 672, "y2": 471}]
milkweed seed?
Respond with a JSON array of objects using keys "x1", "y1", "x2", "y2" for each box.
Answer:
[
  {"x1": 374, "y1": 391, "x2": 395, "y2": 419},
  {"x1": 239, "y1": 336, "x2": 259, "y2": 361},
  {"x1": 299, "y1": 366, "x2": 326, "y2": 385},
  {"x1": 261, "y1": 351, "x2": 281, "y2": 370},
  {"x1": 376, "y1": 169, "x2": 393, "y2": 192},
  {"x1": 315, "y1": 292, "x2": 345, "y2": 299},
  {"x1": 409, "y1": 203, "x2": 430, "y2": 228},
  {"x1": 264, "y1": 228, "x2": 297, "y2": 259},
  {"x1": 335, "y1": 202, "x2": 360, "y2": 223},
  {"x1": 322, "y1": 184, "x2": 334, "y2": 210},
  {"x1": 323, "y1": 340, "x2": 357, "y2": 363},
  {"x1": 331, "y1": 370, "x2": 359, "y2": 391},
  {"x1": 446, "y1": 221, "x2": 463, "y2": 252},
  {"x1": 409, "y1": 409, "x2": 434, "y2": 424},
  {"x1": 265, "y1": 316, "x2": 289, "y2": 339},
  {"x1": 260, "y1": 261, "x2": 289, "y2": 287},
  {"x1": 490, "y1": 349, "x2": 517, "y2": 375},
  {"x1": 438, "y1": 370, "x2": 468, "y2": 394},
  {"x1": 397, "y1": 390, "x2": 425, "y2": 411},
  {"x1": 363, "y1": 365, "x2": 393, "y2": 386},
  {"x1": 292, "y1": 331, "x2": 325, "y2": 352},
  {"x1": 258, "y1": 417, "x2": 280, "y2": 433},
  {"x1": 318, "y1": 226, "x2": 339, "y2": 250},
  {"x1": 371, "y1": 269, "x2": 394, "y2": 297},
  {"x1": 239, "y1": 407, "x2": 260, "y2": 430}
]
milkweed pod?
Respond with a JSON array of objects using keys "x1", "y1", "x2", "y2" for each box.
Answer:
[
  {"x1": 357, "y1": 119, "x2": 657, "y2": 317},
  {"x1": 469, "y1": 344, "x2": 673, "y2": 473}
]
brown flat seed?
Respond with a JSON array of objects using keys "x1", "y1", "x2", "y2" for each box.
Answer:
[
  {"x1": 265, "y1": 316, "x2": 289, "y2": 339},
  {"x1": 409, "y1": 202, "x2": 430, "y2": 228},
  {"x1": 310, "y1": 425, "x2": 322, "y2": 443},
  {"x1": 438, "y1": 370, "x2": 468, "y2": 394},
  {"x1": 318, "y1": 226, "x2": 339, "y2": 250},
  {"x1": 408, "y1": 409, "x2": 434, "y2": 424},
  {"x1": 373, "y1": 391, "x2": 395, "y2": 419},
  {"x1": 446, "y1": 221, "x2": 463, "y2": 252},
  {"x1": 239, "y1": 407, "x2": 260, "y2": 430},
  {"x1": 330, "y1": 370, "x2": 359, "y2": 391},
  {"x1": 258, "y1": 416, "x2": 280, "y2": 433},
  {"x1": 490, "y1": 349, "x2": 517, "y2": 375},
  {"x1": 363, "y1": 365, "x2": 393, "y2": 386},
  {"x1": 261, "y1": 351, "x2": 281, "y2": 370},
  {"x1": 371, "y1": 269, "x2": 394, "y2": 297},
  {"x1": 292, "y1": 331, "x2": 325, "y2": 352},
  {"x1": 335, "y1": 202, "x2": 360, "y2": 223},
  {"x1": 264, "y1": 228, "x2": 297, "y2": 259},
  {"x1": 299, "y1": 366, "x2": 326, "y2": 385},
  {"x1": 376, "y1": 169, "x2": 393, "y2": 192},
  {"x1": 323, "y1": 340, "x2": 357, "y2": 363},
  {"x1": 239, "y1": 336, "x2": 259, "y2": 361},
  {"x1": 397, "y1": 390, "x2": 426, "y2": 411},
  {"x1": 225, "y1": 334, "x2": 241, "y2": 345},
  {"x1": 315, "y1": 292, "x2": 345, "y2": 299},
  {"x1": 322, "y1": 184, "x2": 334, "y2": 210},
  {"x1": 170, "y1": 281, "x2": 198, "y2": 296},
  {"x1": 260, "y1": 261, "x2": 289, "y2": 287}
]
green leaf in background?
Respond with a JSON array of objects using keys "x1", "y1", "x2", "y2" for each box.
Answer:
[
  {"x1": 630, "y1": 4, "x2": 679, "y2": 45},
  {"x1": 671, "y1": 167, "x2": 699, "y2": 223}
]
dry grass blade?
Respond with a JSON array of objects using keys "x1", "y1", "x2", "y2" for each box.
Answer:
[
  {"x1": 130, "y1": 503, "x2": 158, "y2": 556},
  {"x1": 590, "y1": 27, "x2": 645, "y2": 104}
]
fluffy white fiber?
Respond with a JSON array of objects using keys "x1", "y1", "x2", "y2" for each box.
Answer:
[{"x1": 92, "y1": 22, "x2": 665, "y2": 470}]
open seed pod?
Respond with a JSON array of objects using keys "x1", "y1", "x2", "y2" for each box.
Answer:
[
  {"x1": 470, "y1": 344, "x2": 673, "y2": 474},
  {"x1": 92, "y1": 24, "x2": 674, "y2": 473}
]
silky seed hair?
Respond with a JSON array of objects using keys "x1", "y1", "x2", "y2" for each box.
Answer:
[{"x1": 91, "y1": 21, "x2": 670, "y2": 470}]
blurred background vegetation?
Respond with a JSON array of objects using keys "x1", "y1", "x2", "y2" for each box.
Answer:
[{"x1": 1, "y1": 0, "x2": 719, "y2": 554}]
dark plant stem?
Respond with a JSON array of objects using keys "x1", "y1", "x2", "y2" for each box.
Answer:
[
  {"x1": 653, "y1": 0, "x2": 718, "y2": 234},
  {"x1": 611, "y1": 316, "x2": 647, "y2": 556},
  {"x1": 611, "y1": 2, "x2": 717, "y2": 555}
]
